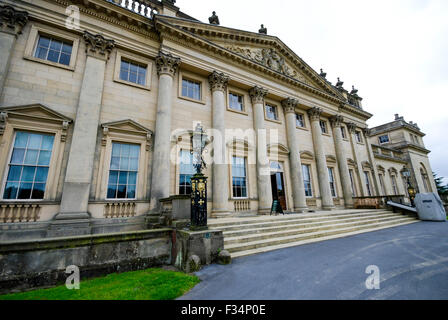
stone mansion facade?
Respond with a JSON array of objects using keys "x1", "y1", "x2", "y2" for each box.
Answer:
[{"x1": 0, "y1": 0, "x2": 437, "y2": 238}]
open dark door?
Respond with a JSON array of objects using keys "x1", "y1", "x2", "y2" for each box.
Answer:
[{"x1": 270, "y1": 172, "x2": 287, "y2": 211}]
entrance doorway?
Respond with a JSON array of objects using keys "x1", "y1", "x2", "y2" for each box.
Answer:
[{"x1": 270, "y1": 162, "x2": 287, "y2": 210}]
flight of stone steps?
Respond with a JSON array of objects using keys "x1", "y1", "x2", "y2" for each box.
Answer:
[{"x1": 208, "y1": 209, "x2": 419, "y2": 258}]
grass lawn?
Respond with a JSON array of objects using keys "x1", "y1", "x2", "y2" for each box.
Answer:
[{"x1": 0, "y1": 268, "x2": 199, "y2": 300}]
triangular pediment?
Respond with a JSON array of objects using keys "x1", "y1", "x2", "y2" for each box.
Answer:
[
  {"x1": 155, "y1": 16, "x2": 344, "y2": 100},
  {"x1": 102, "y1": 119, "x2": 153, "y2": 136},
  {"x1": 0, "y1": 104, "x2": 72, "y2": 123}
]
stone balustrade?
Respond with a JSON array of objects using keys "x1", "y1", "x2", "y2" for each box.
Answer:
[
  {"x1": 0, "y1": 203, "x2": 41, "y2": 223},
  {"x1": 106, "y1": 0, "x2": 158, "y2": 18},
  {"x1": 233, "y1": 200, "x2": 251, "y2": 212},
  {"x1": 104, "y1": 202, "x2": 137, "y2": 218}
]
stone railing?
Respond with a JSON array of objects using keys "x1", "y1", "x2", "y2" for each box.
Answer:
[
  {"x1": 106, "y1": 0, "x2": 159, "y2": 18},
  {"x1": 233, "y1": 200, "x2": 250, "y2": 212},
  {"x1": 372, "y1": 145, "x2": 405, "y2": 162},
  {"x1": 354, "y1": 195, "x2": 405, "y2": 209},
  {"x1": 0, "y1": 203, "x2": 41, "y2": 223},
  {"x1": 104, "y1": 202, "x2": 137, "y2": 218}
]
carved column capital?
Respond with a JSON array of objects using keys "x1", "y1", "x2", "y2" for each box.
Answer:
[
  {"x1": 281, "y1": 97, "x2": 299, "y2": 114},
  {"x1": 0, "y1": 5, "x2": 28, "y2": 36},
  {"x1": 362, "y1": 127, "x2": 370, "y2": 136},
  {"x1": 329, "y1": 115, "x2": 344, "y2": 128},
  {"x1": 155, "y1": 51, "x2": 180, "y2": 77},
  {"x1": 346, "y1": 122, "x2": 357, "y2": 133},
  {"x1": 307, "y1": 107, "x2": 322, "y2": 121},
  {"x1": 249, "y1": 86, "x2": 268, "y2": 104},
  {"x1": 83, "y1": 31, "x2": 115, "y2": 61},
  {"x1": 208, "y1": 71, "x2": 229, "y2": 92}
]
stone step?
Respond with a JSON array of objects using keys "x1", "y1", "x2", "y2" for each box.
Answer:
[
  {"x1": 209, "y1": 211, "x2": 394, "y2": 232},
  {"x1": 208, "y1": 209, "x2": 388, "y2": 228},
  {"x1": 219, "y1": 213, "x2": 401, "y2": 237},
  {"x1": 223, "y1": 215, "x2": 413, "y2": 245},
  {"x1": 230, "y1": 220, "x2": 420, "y2": 259},
  {"x1": 225, "y1": 217, "x2": 418, "y2": 254}
]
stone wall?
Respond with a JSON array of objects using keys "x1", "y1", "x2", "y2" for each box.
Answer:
[{"x1": 0, "y1": 229, "x2": 172, "y2": 294}]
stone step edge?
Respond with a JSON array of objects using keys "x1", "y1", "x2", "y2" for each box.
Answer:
[
  {"x1": 208, "y1": 210, "x2": 390, "y2": 227},
  {"x1": 225, "y1": 218, "x2": 417, "y2": 252},
  {"x1": 223, "y1": 216, "x2": 416, "y2": 243},
  {"x1": 230, "y1": 220, "x2": 420, "y2": 258},
  {"x1": 210, "y1": 212, "x2": 398, "y2": 231},
  {"x1": 220, "y1": 213, "x2": 405, "y2": 236}
]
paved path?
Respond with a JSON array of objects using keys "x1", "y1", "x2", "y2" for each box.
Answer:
[{"x1": 180, "y1": 221, "x2": 448, "y2": 300}]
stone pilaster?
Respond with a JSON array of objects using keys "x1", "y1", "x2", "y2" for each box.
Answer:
[
  {"x1": 249, "y1": 86, "x2": 273, "y2": 214},
  {"x1": 50, "y1": 31, "x2": 115, "y2": 236},
  {"x1": 149, "y1": 51, "x2": 180, "y2": 212},
  {"x1": 347, "y1": 122, "x2": 367, "y2": 196},
  {"x1": 330, "y1": 115, "x2": 354, "y2": 208},
  {"x1": 281, "y1": 98, "x2": 307, "y2": 212},
  {"x1": 208, "y1": 71, "x2": 231, "y2": 217},
  {"x1": 0, "y1": 5, "x2": 28, "y2": 101},
  {"x1": 308, "y1": 107, "x2": 334, "y2": 210}
]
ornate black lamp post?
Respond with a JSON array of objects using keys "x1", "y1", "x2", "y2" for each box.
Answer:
[
  {"x1": 190, "y1": 124, "x2": 208, "y2": 230},
  {"x1": 403, "y1": 167, "x2": 416, "y2": 206}
]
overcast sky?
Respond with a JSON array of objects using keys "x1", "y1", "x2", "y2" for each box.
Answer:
[{"x1": 177, "y1": 0, "x2": 448, "y2": 185}]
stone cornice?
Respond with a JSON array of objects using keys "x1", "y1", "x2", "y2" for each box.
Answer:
[
  {"x1": 153, "y1": 18, "x2": 362, "y2": 110},
  {"x1": 155, "y1": 51, "x2": 180, "y2": 77},
  {"x1": 281, "y1": 98, "x2": 299, "y2": 114},
  {"x1": 390, "y1": 142, "x2": 431, "y2": 155},
  {"x1": 338, "y1": 103, "x2": 372, "y2": 121},
  {"x1": 0, "y1": 4, "x2": 28, "y2": 36},
  {"x1": 39, "y1": 0, "x2": 159, "y2": 41},
  {"x1": 249, "y1": 86, "x2": 268, "y2": 104},
  {"x1": 83, "y1": 30, "x2": 115, "y2": 60},
  {"x1": 155, "y1": 16, "x2": 346, "y2": 98},
  {"x1": 307, "y1": 107, "x2": 322, "y2": 121},
  {"x1": 208, "y1": 71, "x2": 229, "y2": 92}
]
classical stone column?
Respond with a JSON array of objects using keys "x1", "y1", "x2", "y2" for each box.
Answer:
[
  {"x1": 208, "y1": 71, "x2": 231, "y2": 217},
  {"x1": 51, "y1": 31, "x2": 114, "y2": 236},
  {"x1": 249, "y1": 86, "x2": 273, "y2": 214},
  {"x1": 347, "y1": 122, "x2": 367, "y2": 196},
  {"x1": 308, "y1": 107, "x2": 334, "y2": 210},
  {"x1": 281, "y1": 98, "x2": 307, "y2": 212},
  {"x1": 330, "y1": 115, "x2": 354, "y2": 208},
  {"x1": 149, "y1": 51, "x2": 180, "y2": 212},
  {"x1": 0, "y1": 5, "x2": 28, "y2": 100},
  {"x1": 363, "y1": 127, "x2": 381, "y2": 196}
]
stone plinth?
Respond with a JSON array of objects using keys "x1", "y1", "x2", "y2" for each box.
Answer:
[{"x1": 173, "y1": 229, "x2": 224, "y2": 272}]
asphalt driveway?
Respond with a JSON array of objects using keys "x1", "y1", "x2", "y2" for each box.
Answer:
[{"x1": 179, "y1": 221, "x2": 448, "y2": 300}]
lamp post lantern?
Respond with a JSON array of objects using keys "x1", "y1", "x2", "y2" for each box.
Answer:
[{"x1": 190, "y1": 124, "x2": 208, "y2": 230}]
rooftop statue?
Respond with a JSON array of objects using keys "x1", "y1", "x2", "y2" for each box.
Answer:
[
  {"x1": 259, "y1": 24, "x2": 267, "y2": 34},
  {"x1": 209, "y1": 11, "x2": 220, "y2": 25}
]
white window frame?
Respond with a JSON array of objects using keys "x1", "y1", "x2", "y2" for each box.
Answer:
[
  {"x1": 231, "y1": 156, "x2": 248, "y2": 199},
  {"x1": 105, "y1": 142, "x2": 141, "y2": 201},
  {"x1": 113, "y1": 50, "x2": 152, "y2": 90},
  {"x1": 378, "y1": 134, "x2": 390, "y2": 144},
  {"x1": 302, "y1": 164, "x2": 313, "y2": 197},
  {"x1": 328, "y1": 167, "x2": 337, "y2": 198},
  {"x1": 24, "y1": 24, "x2": 80, "y2": 71},
  {"x1": 1, "y1": 131, "x2": 55, "y2": 201},
  {"x1": 178, "y1": 71, "x2": 206, "y2": 105}
]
